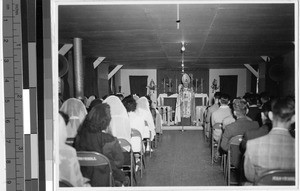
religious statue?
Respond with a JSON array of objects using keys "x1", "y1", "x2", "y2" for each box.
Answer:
[{"x1": 175, "y1": 73, "x2": 196, "y2": 126}]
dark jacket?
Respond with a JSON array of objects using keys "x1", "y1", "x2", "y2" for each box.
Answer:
[
  {"x1": 247, "y1": 106, "x2": 262, "y2": 125},
  {"x1": 74, "y1": 130, "x2": 125, "y2": 186},
  {"x1": 220, "y1": 117, "x2": 259, "y2": 152}
]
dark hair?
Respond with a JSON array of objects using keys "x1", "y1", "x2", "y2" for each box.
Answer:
[
  {"x1": 115, "y1": 93, "x2": 124, "y2": 100},
  {"x1": 233, "y1": 98, "x2": 248, "y2": 116},
  {"x1": 89, "y1": 99, "x2": 103, "y2": 112},
  {"x1": 102, "y1": 95, "x2": 108, "y2": 100},
  {"x1": 260, "y1": 92, "x2": 270, "y2": 102},
  {"x1": 271, "y1": 96, "x2": 295, "y2": 122},
  {"x1": 122, "y1": 95, "x2": 137, "y2": 112},
  {"x1": 248, "y1": 93, "x2": 259, "y2": 105},
  {"x1": 214, "y1": 92, "x2": 222, "y2": 99},
  {"x1": 59, "y1": 111, "x2": 69, "y2": 125},
  {"x1": 261, "y1": 100, "x2": 272, "y2": 113},
  {"x1": 82, "y1": 103, "x2": 111, "y2": 133},
  {"x1": 220, "y1": 93, "x2": 230, "y2": 105}
]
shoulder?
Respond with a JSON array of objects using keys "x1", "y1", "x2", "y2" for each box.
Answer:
[{"x1": 102, "y1": 133, "x2": 117, "y2": 143}]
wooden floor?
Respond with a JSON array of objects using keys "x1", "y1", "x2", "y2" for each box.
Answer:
[{"x1": 135, "y1": 130, "x2": 226, "y2": 187}]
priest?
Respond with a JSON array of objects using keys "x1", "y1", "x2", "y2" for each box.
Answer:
[{"x1": 175, "y1": 73, "x2": 196, "y2": 126}]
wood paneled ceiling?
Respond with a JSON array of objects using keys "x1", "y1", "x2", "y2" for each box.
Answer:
[{"x1": 58, "y1": 3, "x2": 294, "y2": 69}]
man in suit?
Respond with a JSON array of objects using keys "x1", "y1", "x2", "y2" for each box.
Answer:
[
  {"x1": 211, "y1": 93, "x2": 232, "y2": 142},
  {"x1": 205, "y1": 92, "x2": 221, "y2": 138},
  {"x1": 245, "y1": 93, "x2": 262, "y2": 125},
  {"x1": 240, "y1": 101, "x2": 272, "y2": 154},
  {"x1": 244, "y1": 96, "x2": 295, "y2": 183},
  {"x1": 220, "y1": 98, "x2": 259, "y2": 152}
]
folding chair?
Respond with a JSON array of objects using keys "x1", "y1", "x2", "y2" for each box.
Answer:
[
  {"x1": 77, "y1": 151, "x2": 113, "y2": 186},
  {"x1": 202, "y1": 107, "x2": 209, "y2": 142},
  {"x1": 131, "y1": 129, "x2": 145, "y2": 178},
  {"x1": 226, "y1": 135, "x2": 243, "y2": 186},
  {"x1": 59, "y1": 179, "x2": 73, "y2": 187},
  {"x1": 118, "y1": 138, "x2": 136, "y2": 186},
  {"x1": 254, "y1": 169, "x2": 295, "y2": 186}
]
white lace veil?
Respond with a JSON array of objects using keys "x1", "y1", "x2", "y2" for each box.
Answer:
[
  {"x1": 103, "y1": 95, "x2": 131, "y2": 144},
  {"x1": 60, "y1": 98, "x2": 87, "y2": 138},
  {"x1": 136, "y1": 97, "x2": 156, "y2": 140}
]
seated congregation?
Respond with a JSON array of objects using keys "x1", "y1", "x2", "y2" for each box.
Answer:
[
  {"x1": 58, "y1": 94, "x2": 162, "y2": 187},
  {"x1": 205, "y1": 91, "x2": 295, "y2": 186},
  {"x1": 58, "y1": 90, "x2": 295, "y2": 187}
]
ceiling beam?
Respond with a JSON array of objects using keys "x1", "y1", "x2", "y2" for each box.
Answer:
[
  {"x1": 244, "y1": 64, "x2": 258, "y2": 78},
  {"x1": 93, "y1": 57, "x2": 106, "y2": 69},
  {"x1": 108, "y1": 65, "x2": 123, "y2": 80},
  {"x1": 261, "y1": 56, "x2": 270, "y2": 62},
  {"x1": 59, "y1": 44, "x2": 73, "y2": 56}
]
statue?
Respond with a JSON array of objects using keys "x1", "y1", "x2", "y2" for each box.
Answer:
[{"x1": 175, "y1": 73, "x2": 196, "y2": 126}]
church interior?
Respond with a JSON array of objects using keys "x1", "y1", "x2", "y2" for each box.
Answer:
[
  {"x1": 58, "y1": 3, "x2": 295, "y2": 128},
  {"x1": 0, "y1": 1, "x2": 298, "y2": 190}
]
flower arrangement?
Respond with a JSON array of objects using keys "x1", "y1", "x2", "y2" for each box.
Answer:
[{"x1": 211, "y1": 79, "x2": 219, "y2": 93}]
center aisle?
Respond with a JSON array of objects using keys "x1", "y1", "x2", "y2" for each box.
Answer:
[{"x1": 137, "y1": 130, "x2": 226, "y2": 187}]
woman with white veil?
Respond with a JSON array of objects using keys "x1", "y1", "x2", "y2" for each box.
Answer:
[
  {"x1": 60, "y1": 98, "x2": 87, "y2": 138},
  {"x1": 59, "y1": 112, "x2": 90, "y2": 187},
  {"x1": 103, "y1": 95, "x2": 131, "y2": 150},
  {"x1": 136, "y1": 97, "x2": 156, "y2": 142}
]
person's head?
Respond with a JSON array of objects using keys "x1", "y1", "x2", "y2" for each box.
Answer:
[
  {"x1": 219, "y1": 93, "x2": 230, "y2": 105},
  {"x1": 246, "y1": 93, "x2": 259, "y2": 106},
  {"x1": 260, "y1": 92, "x2": 270, "y2": 104},
  {"x1": 232, "y1": 98, "x2": 248, "y2": 118},
  {"x1": 213, "y1": 92, "x2": 222, "y2": 105},
  {"x1": 260, "y1": 100, "x2": 272, "y2": 125},
  {"x1": 88, "y1": 99, "x2": 103, "y2": 112},
  {"x1": 115, "y1": 93, "x2": 124, "y2": 101},
  {"x1": 122, "y1": 95, "x2": 137, "y2": 112},
  {"x1": 83, "y1": 103, "x2": 111, "y2": 133},
  {"x1": 269, "y1": 96, "x2": 295, "y2": 129}
]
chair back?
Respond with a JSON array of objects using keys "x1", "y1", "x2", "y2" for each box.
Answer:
[
  {"x1": 255, "y1": 169, "x2": 295, "y2": 185},
  {"x1": 77, "y1": 151, "x2": 111, "y2": 167},
  {"x1": 228, "y1": 135, "x2": 243, "y2": 168},
  {"x1": 118, "y1": 138, "x2": 132, "y2": 152},
  {"x1": 59, "y1": 179, "x2": 73, "y2": 187},
  {"x1": 131, "y1": 129, "x2": 142, "y2": 138},
  {"x1": 229, "y1": 135, "x2": 243, "y2": 146},
  {"x1": 77, "y1": 151, "x2": 113, "y2": 186}
]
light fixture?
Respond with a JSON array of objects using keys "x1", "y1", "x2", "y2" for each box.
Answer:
[
  {"x1": 181, "y1": 41, "x2": 185, "y2": 73},
  {"x1": 181, "y1": 41, "x2": 185, "y2": 53}
]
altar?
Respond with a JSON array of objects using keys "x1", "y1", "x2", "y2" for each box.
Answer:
[{"x1": 157, "y1": 93, "x2": 208, "y2": 126}]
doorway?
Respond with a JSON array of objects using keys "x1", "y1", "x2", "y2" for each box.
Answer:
[
  {"x1": 129, "y1": 76, "x2": 148, "y2": 96},
  {"x1": 219, "y1": 75, "x2": 238, "y2": 100}
]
